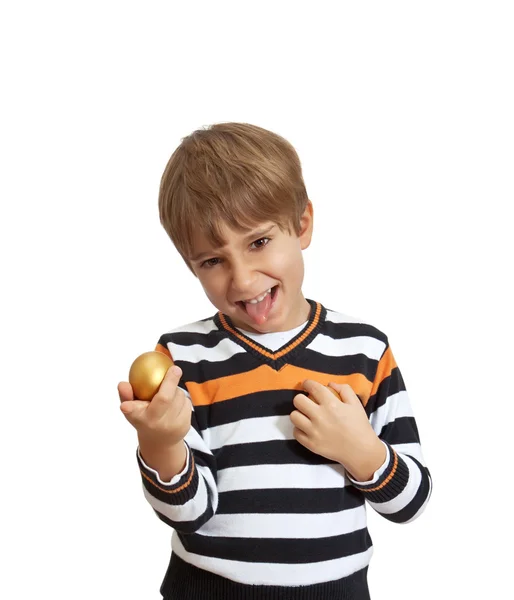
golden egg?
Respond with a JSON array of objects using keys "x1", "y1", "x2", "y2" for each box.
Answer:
[{"x1": 129, "y1": 351, "x2": 174, "y2": 401}]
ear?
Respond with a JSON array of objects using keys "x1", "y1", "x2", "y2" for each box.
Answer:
[{"x1": 299, "y1": 200, "x2": 314, "y2": 250}]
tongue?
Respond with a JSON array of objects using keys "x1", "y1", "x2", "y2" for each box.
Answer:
[{"x1": 245, "y1": 292, "x2": 272, "y2": 325}]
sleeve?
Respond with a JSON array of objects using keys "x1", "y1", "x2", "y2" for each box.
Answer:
[
  {"x1": 348, "y1": 340, "x2": 433, "y2": 524},
  {"x1": 135, "y1": 342, "x2": 218, "y2": 534}
]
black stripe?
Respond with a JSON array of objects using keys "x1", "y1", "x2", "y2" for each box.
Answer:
[
  {"x1": 288, "y1": 350, "x2": 377, "y2": 380},
  {"x1": 159, "y1": 329, "x2": 225, "y2": 349},
  {"x1": 365, "y1": 367, "x2": 406, "y2": 417},
  {"x1": 154, "y1": 502, "x2": 215, "y2": 534},
  {"x1": 217, "y1": 486, "x2": 364, "y2": 515},
  {"x1": 195, "y1": 390, "x2": 298, "y2": 428},
  {"x1": 180, "y1": 527, "x2": 372, "y2": 564},
  {"x1": 189, "y1": 447, "x2": 218, "y2": 472},
  {"x1": 322, "y1": 318, "x2": 388, "y2": 344},
  {"x1": 216, "y1": 439, "x2": 333, "y2": 469},
  {"x1": 379, "y1": 416, "x2": 420, "y2": 445},
  {"x1": 179, "y1": 353, "x2": 262, "y2": 384},
  {"x1": 161, "y1": 554, "x2": 370, "y2": 600}
]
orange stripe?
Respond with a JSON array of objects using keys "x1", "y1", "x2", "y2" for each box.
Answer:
[
  {"x1": 361, "y1": 449, "x2": 398, "y2": 493},
  {"x1": 370, "y1": 346, "x2": 396, "y2": 397},
  {"x1": 186, "y1": 363, "x2": 373, "y2": 407},
  {"x1": 140, "y1": 454, "x2": 195, "y2": 494},
  {"x1": 155, "y1": 343, "x2": 173, "y2": 361},
  {"x1": 218, "y1": 302, "x2": 322, "y2": 360}
]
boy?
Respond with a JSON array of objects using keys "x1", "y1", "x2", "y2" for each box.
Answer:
[{"x1": 118, "y1": 123, "x2": 432, "y2": 600}]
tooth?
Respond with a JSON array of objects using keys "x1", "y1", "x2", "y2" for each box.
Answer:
[{"x1": 245, "y1": 289, "x2": 271, "y2": 304}]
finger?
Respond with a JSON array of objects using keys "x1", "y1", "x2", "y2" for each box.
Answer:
[
  {"x1": 302, "y1": 379, "x2": 339, "y2": 405},
  {"x1": 326, "y1": 386, "x2": 341, "y2": 400},
  {"x1": 119, "y1": 399, "x2": 150, "y2": 425},
  {"x1": 148, "y1": 365, "x2": 183, "y2": 419},
  {"x1": 118, "y1": 381, "x2": 134, "y2": 403},
  {"x1": 290, "y1": 409, "x2": 313, "y2": 433},
  {"x1": 327, "y1": 382, "x2": 361, "y2": 405},
  {"x1": 293, "y1": 393, "x2": 319, "y2": 419},
  {"x1": 292, "y1": 426, "x2": 313, "y2": 451}
]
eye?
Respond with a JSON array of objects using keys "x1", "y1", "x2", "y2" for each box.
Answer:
[
  {"x1": 250, "y1": 237, "x2": 270, "y2": 250},
  {"x1": 201, "y1": 257, "x2": 221, "y2": 269}
]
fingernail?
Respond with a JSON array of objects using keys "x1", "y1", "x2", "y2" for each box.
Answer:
[{"x1": 171, "y1": 365, "x2": 182, "y2": 377}]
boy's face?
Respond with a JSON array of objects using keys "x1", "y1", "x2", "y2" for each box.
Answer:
[{"x1": 189, "y1": 201, "x2": 314, "y2": 334}]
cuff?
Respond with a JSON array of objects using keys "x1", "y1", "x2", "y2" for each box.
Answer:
[
  {"x1": 137, "y1": 443, "x2": 190, "y2": 485},
  {"x1": 350, "y1": 441, "x2": 409, "y2": 503},
  {"x1": 136, "y1": 441, "x2": 198, "y2": 505},
  {"x1": 348, "y1": 440, "x2": 390, "y2": 486}
]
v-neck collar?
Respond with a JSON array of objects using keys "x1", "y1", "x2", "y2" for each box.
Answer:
[{"x1": 213, "y1": 299, "x2": 326, "y2": 369}]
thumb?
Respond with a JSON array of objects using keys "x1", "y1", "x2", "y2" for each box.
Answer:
[
  {"x1": 148, "y1": 365, "x2": 183, "y2": 419},
  {"x1": 156, "y1": 365, "x2": 183, "y2": 397}
]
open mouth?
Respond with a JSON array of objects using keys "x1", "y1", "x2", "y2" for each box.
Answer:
[{"x1": 237, "y1": 285, "x2": 278, "y2": 313}]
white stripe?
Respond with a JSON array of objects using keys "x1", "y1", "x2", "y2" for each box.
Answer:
[
  {"x1": 325, "y1": 310, "x2": 365, "y2": 324},
  {"x1": 307, "y1": 333, "x2": 385, "y2": 360},
  {"x1": 185, "y1": 423, "x2": 213, "y2": 455},
  {"x1": 368, "y1": 454, "x2": 421, "y2": 514},
  {"x1": 199, "y1": 506, "x2": 366, "y2": 539},
  {"x1": 217, "y1": 463, "x2": 348, "y2": 492},
  {"x1": 181, "y1": 387, "x2": 195, "y2": 411},
  {"x1": 166, "y1": 319, "x2": 218, "y2": 335},
  {"x1": 370, "y1": 390, "x2": 413, "y2": 433},
  {"x1": 392, "y1": 442, "x2": 426, "y2": 465},
  {"x1": 184, "y1": 429, "x2": 219, "y2": 514},
  {"x1": 404, "y1": 474, "x2": 432, "y2": 523},
  {"x1": 197, "y1": 464, "x2": 219, "y2": 514},
  {"x1": 172, "y1": 533, "x2": 373, "y2": 586},
  {"x1": 143, "y1": 470, "x2": 209, "y2": 523},
  {"x1": 208, "y1": 415, "x2": 294, "y2": 450},
  {"x1": 169, "y1": 337, "x2": 246, "y2": 364}
]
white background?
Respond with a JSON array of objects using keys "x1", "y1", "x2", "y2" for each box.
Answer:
[{"x1": 1, "y1": 1, "x2": 513, "y2": 598}]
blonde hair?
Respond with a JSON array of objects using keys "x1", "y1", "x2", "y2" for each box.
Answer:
[{"x1": 158, "y1": 123, "x2": 309, "y2": 271}]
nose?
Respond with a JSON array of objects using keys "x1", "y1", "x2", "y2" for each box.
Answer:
[{"x1": 230, "y1": 259, "x2": 257, "y2": 296}]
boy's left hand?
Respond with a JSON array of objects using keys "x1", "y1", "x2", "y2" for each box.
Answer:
[{"x1": 290, "y1": 380, "x2": 386, "y2": 481}]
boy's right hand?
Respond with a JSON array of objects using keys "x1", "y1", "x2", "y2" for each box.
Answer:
[{"x1": 118, "y1": 365, "x2": 191, "y2": 448}]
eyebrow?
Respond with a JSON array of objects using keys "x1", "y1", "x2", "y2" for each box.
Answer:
[{"x1": 191, "y1": 225, "x2": 275, "y2": 263}]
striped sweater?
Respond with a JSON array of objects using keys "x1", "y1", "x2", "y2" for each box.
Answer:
[{"x1": 136, "y1": 300, "x2": 432, "y2": 600}]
